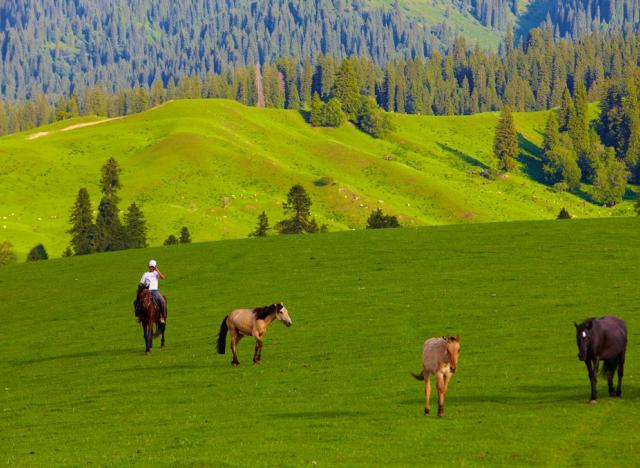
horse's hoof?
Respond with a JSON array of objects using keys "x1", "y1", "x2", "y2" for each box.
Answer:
[
  {"x1": 589, "y1": 399, "x2": 597, "y2": 404},
  {"x1": 232, "y1": 362, "x2": 239, "y2": 367},
  {"x1": 424, "y1": 408, "x2": 429, "y2": 416},
  {"x1": 253, "y1": 361, "x2": 261, "y2": 365}
]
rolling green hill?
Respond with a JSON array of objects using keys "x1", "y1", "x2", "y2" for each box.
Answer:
[
  {"x1": 1, "y1": 218, "x2": 639, "y2": 465},
  {"x1": 0, "y1": 99, "x2": 635, "y2": 260}
]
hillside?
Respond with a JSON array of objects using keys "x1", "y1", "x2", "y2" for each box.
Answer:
[
  {"x1": 0, "y1": 99, "x2": 635, "y2": 259},
  {"x1": 1, "y1": 219, "x2": 639, "y2": 464}
]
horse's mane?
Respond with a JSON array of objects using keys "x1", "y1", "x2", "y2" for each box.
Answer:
[{"x1": 253, "y1": 304, "x2": 281, "y2": 319}]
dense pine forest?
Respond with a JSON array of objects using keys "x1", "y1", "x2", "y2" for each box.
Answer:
[
  {"x1": 3, "y1": 26, "x2": 640, "y2": 133},
  {"x1": 3, "y1": 1, "x2": 640, "y2": 102}
]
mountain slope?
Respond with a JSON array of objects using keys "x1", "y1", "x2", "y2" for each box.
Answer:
[{"x1": 0, "y1": 99, "x2": 634, "y2": 259}]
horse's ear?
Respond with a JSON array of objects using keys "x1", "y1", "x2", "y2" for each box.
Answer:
[
  {"x1": 585, "y1": 319, "x2": 593, "y2": 330},
  {"x1": 574, "y1": 322, "x2": 578, "y2": 329},
  {"x1": 455, "y1": 335, "x2": 460, "y2": 342}
]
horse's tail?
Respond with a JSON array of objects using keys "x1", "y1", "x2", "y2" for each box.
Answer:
[
  {"x1": 601, "y1": 357, "x2": 619, "y2": 376},
  {"x1": 411, "y1": 371, "x2": 424, "y2": 381},
  {"x1": 217, "y1": 316, "x2": 228, "y2": 354}
]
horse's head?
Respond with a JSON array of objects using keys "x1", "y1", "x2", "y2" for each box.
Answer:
[
  {"x1": 574, "y1": 320, "x2": 593, "y2": 361},
  {"x1": 446, "y1": 336, "x2": 461, "y2": 373},
  {"x1": 275, "y1": 302, "x2": 292, "y2": 327},
  {"x1": 137, "y1": 282, "x2": 149, "y2": 296}
]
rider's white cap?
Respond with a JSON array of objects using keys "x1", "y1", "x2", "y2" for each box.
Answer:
[{"x1": 148, "y1": 259, "x2": 157, "y2": 267}]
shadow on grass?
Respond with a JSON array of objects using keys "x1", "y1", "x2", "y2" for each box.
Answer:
[
  {"x1": 13, "y1": 348, "x2": 140, "y2": 366},
  {"x1": 269, "y1": 410, "x2": 370, "y2": 419},
  {"x1": 517, "y1": 133, "x2": 545, "y2": 184},
  {"x1": 298, "y1": 109, "x2": 310, "y2": 123},
  {"x1": 399, "y1": 383, "x2": 638, "y2": 406},
  {"x1": 437, "y1": 142, "x2": 489, "y2": 169}
]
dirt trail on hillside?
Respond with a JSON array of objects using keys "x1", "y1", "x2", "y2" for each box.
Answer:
[
  {"x1": 61, "y1": 116, "x2": 124, "y2": 132},
  {"x1": 26, "y1": 131, "x2": 49, "y2": 140},
  {"x1": 26, "y1": 101, "x2": 169, "y2": 141}
]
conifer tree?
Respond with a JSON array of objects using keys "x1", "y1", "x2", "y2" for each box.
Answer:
[
  {"x1": 95, "y1": 197, "x2": 126, "y2": 252},
  {"x1": 323, "y1": 98, "x2": 346, "y2": 127},
  {"x1": 366, "y1": 208, "x2": 400, "y2": 228},
  {"x1": 593, "y1": 149, "x2": 629, "y2": 207},
  {"x1": 493, "y1": 107, "x2": 518, "y2": 172},
  {"x1": 100, "y1": 157, "x2": 122, "y2": 201},
  {"x1": 310, "y1": 93, "x2": 325, "y2": 127},
  {"x1": 124, "y1": 203, "x2": 148, "y2": 248},
  {"x1": 332, "y1": 60, "x2": 360, "y2": 118},
  {"x1": 68, "y1": 188, "x2": 96, "y2": 255},
  {"x1": 276, "y1": 185, "x2": 319, "y2": 234},
  {"x1": 179, "y1": 226, "x2": 191, "y2": 244},
  {"x1": 249, "y1": 211, "x2": 269, "y2": 237},
  {"x1": 558, "y1": 87, "x2": 573, "y2": 132},
  {"x1": 164, "y1": 234, "x2": 179, "y2": 245},
  {"x1": 543, "y1": 112, "x2": 560, "y2": 154},
  {"x1": 569, "y1": 82, "x2": 589, "y2": 154},
  {"x1": 26, "y1": 244, "x2": 48, "y2": 261}
]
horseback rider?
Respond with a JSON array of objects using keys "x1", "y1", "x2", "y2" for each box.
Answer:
[{"x1": 140, "y1": 259, "x2": 167, "y2": 323}]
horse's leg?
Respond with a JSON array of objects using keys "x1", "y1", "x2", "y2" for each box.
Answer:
[
  {"x1": 436, "y1": 371, "x2": 446, "y2": 417},
  {"x1": 587, "y1": 357, "x2": 598, "y2": 403},
  {"x1": 230, "y1": 330, "x2": 241, "y2": 366},
  {"x1": 607, "y1": 360, "x2": 615, "y2": 396},
  {"x1": 253, "y1": 333, "x2": 264, "y2": 364},
  {"x1": 145, "y1": 323, "x2": 153, "y2": 355},
  {"x1": 160, "y1": 322, "x2": 166, "y2": 349},
  {"x1": 616, "y1": 353, "x2": 625, "y2": 398},
  {"x1": 423, "y1": 371, "x2": 431, "y2": 416}
]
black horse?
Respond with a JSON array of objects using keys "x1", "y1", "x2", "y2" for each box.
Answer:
[{"x1": 574, "y1": 315, "x2": 627, "y2": 403}]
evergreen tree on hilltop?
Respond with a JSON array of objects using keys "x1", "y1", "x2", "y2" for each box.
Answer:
[
  {"x1": 593, "y1": 149, "x2": 629, "y2": 207},
  {"x1": 179, "y1": 226, "x2": 192, "y2": 244},
  {"x1": 100, "y1": 157, "x2": 122, "y2": 201},
  {"x1": 164, "y1": 234, "x2": 179, "y2": 245},
  {"x1": 249, "y1": 212, "x2": 270, "y2": 237},
  {"x1": 124, "y1": 203, "x2": 148, "y2": 249},
  {"x1": 310, "y1": 93, "x2": 325, "y2": 127},
  {"x1": 332, "y1": 60, "x2": 360, "y2": 118},
  {"x1": 68, "y1": 188, "x2": 96, "y2": 255},
  {"x1": 276, "y1": 185, "x2": 319, "y2": 234},
  {"x1": 543, "y1": 112, "x2": 560, "y2": 154},
  {"x1": 323, "y1": 98, "x2": 346, "y2": 127},
  {"x1": 95, "y1": 196, "x2": 127, "y2": 252},
  {"x1": 95, "y1": 158, "x2": 126, "y2": 252},
  {"x1": 493, "y1": 107, "x2": 518, "y2": 172},
  {"x1": 26, "y1": 244, "x2": 48, "y2": 261},
  {"x1": 568, "y1": 82, "x2": 589, "y2": 155},
  {"x1": 366, "y1": 208, "x2": 400, "y2": 229}
]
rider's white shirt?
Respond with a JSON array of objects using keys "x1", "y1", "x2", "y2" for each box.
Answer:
[{"x1": 140, "y1": 271, "x2": 160, "y2": 290}]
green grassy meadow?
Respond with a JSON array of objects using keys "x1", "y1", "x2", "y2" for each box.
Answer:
[
  {"x1": 1, "y1": 218, "x2": 639, "y2": 465},
  {"x1": 0, "y1": 99, "x2": 634, "y2": 260}
]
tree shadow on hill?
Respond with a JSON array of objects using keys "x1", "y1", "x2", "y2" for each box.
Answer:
[
  {"x1": 298, "y1": 109, "x2": 311, "y2": 123},
  {"x1": 437, "y1": 142, "x2": 489, "y2": 169},
  {"x1": 517, "y1": 133, "x2": 545, "y2": 184}
]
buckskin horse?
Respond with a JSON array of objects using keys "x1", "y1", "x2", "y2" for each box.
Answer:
[
  {"x1": 135, "y1": 283, "x2": 167, "y2": 355},
  {"x1": 412, "y1": 336, "x2": 461, "y2": 417},
  {"x1": 216, "y1": 302, "x2": 292, "y2": 366},
  {"x1": 575, "y1": 315, "x2": 627, "y2": 403}
]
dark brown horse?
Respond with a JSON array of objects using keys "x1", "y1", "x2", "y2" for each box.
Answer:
[
  {"x1": 135, "y1": 283, "x2": 167, "y2": 355},
  {"x1": 575, "y1": 315, "x2": 627, "y2": 403},
  {"x1": 216, "y1": 303, "x2": 292, "y2": 366}
]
